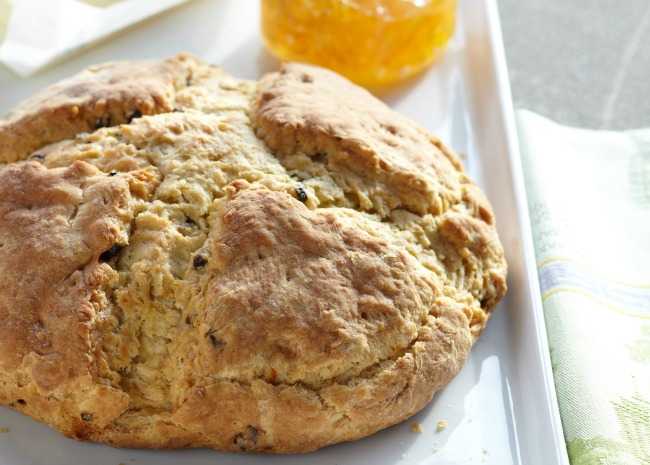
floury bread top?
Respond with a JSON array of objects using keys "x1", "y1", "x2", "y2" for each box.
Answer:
[{"x1": 0, "y1": 54, "x2": 507, "y2": 453}]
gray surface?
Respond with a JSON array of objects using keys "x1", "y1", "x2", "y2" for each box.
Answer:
[{"x1": 499, "y1": 0, "x2": 650, "y2": 130}]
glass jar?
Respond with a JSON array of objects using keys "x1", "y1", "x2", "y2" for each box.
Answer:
[{"x1": 261, "y1": 0, "x2": 457, "y2": 88}]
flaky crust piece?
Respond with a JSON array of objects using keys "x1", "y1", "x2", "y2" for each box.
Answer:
[{"x1": 0, "y1": 54, "x2": 507, "y2": 453}]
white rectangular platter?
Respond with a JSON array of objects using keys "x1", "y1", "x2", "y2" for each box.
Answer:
[{"x1": 0, "y1": 1, "x2": 570, "y2": 464}]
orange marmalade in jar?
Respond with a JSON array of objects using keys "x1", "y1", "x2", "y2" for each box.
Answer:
[{"x1": 261, "y1": 0, "x2": 457, "y2": 88}]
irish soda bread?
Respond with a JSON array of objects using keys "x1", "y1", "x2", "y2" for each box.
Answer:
[{"x1": 0, "y1": 53, "x2": 507, "y2": 453}]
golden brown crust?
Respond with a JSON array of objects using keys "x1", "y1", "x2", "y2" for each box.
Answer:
[
  {"x1": 0, "y1": 55, "x2": 507, "y2": 453},
  {"x1": 201, "y1": 187, "x2": 436, "y2": 387},
  {"x1": 0, "y1": 53, "x2": 199, "y2": 164},
  {"x1": 254, "y1": 63, "x2": 464, "y2": 217},
  {"x1": 0, "y1": 161, "x2": 146, "y2": 438}
]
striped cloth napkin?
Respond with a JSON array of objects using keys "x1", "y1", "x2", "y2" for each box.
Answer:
[{"x1": 517, "y1": 110, "x2": 650, "y2": 465}]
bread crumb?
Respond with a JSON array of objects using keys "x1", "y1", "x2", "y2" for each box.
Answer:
[
  {"x1": 0, "y1": 427, "x2": 9, "y2": 433},
  {"x1": 436, "y1": 420, "x2": 448, "y2": 432},
  {"x1": 410, "y1": 422, "x2": 422, "y2": 433}
]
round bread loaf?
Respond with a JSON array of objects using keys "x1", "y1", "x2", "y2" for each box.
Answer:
[{"x1": 0, "y1": 53, "x2": 507, "y2": 453}]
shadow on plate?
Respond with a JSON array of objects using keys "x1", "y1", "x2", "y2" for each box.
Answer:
[{"x1": 220, "y1": 36, "x2": 281, "y2": 80}]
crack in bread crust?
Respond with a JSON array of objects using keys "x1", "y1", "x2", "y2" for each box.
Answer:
[{"x1": 0, "y1": 54, "x2": 507, "y2": 453}]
